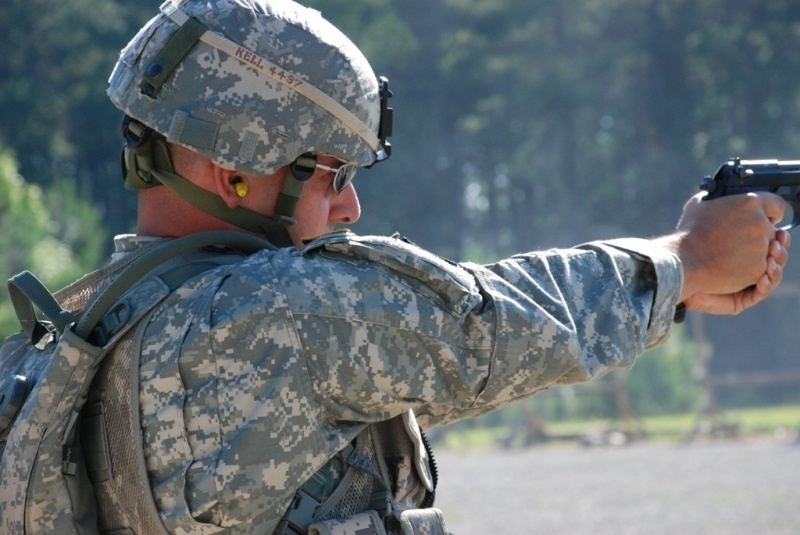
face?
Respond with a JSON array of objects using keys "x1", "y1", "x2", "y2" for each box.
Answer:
[
  {"x1": 288, "y1": 155, "x2": 362, "y2": 246},
  {"x1": 243, "y1": 155, "x2": 361, "y2": 247}
]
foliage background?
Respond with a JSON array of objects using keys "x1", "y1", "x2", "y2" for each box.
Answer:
[{"x1": 2, "y1": 0, "x2": 800, "y2": 416}]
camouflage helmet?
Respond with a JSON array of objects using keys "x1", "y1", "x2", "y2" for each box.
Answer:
[{"x1": 107, "y1": 0, "x2": 392, "y2": 178}]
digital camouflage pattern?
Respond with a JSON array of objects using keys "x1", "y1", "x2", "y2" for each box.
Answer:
[
  {"x1": 118, "y1": 230, "x2": 681, "y2": 534},
  {"x1": 0, "y1": 327, "x2": 103, "y2": 535},
  {"x1": 107, "y1": 0, "x2": 383, "y2": 177},
  {"x1": 0, "y1": 269, "x2": 174, "y2": 535},
  {"x1": 309, "y1": 511, "x2": 387, "y2": 535}
]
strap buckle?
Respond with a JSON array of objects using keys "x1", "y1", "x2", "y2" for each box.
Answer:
[{"x1": 275, "y1": 489, "x2": 322, "y2": 534}]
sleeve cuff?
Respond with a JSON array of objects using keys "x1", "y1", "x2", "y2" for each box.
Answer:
[{"x1": 603, "y1": 237, "x2": 684, "y2": 347}]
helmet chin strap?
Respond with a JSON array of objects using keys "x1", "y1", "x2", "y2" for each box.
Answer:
[{"x1": 121, "y1": 118, "x2": 315, "y2": 248}]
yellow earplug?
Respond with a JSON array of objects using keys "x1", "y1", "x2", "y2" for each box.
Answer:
[{"x1": 234, "y1": 180, "x2": 249, "y2": 198}]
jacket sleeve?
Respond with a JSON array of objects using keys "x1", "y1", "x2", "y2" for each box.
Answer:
[
  {"x1": 460, "y1": 237, "x2": 682, "y2": 424},
  {"x1": 274, "y1": 232, "x2": 682, "y2": 429}
]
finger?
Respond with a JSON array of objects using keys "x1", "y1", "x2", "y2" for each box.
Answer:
[
  {"x1": 766, "y1": 255, "x2": 783, "y2": 287},
  {"x1": 757, "y1": 192, "x2": 787, "y2": 225},
  {"x1": 776, "y1": 228, "x2": 791, "y2": 249},
  {"x1": 748, "y1": 257, "x2": 782, "y2": 304},
  {"x1": 758, "y1": 267, "x2": 774, "y2": 294},
  {"x1": 769, "y1": 239, "x2": 789, "y2": 269},
  {"x1": 735, "y1": 275, "x2": 772, "y2": 313}
]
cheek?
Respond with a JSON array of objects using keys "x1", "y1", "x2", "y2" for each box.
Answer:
[{"x1": 293, "y1": 193, "x2": 331, "y2": 233}]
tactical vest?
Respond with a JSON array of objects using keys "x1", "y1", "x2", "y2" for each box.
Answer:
[
  {"x1": 75, "y1": 240, "x2": 448, "y2": 535},
  {"x1": 274, "y1": 412, "x2": 446, "y2": 535}
]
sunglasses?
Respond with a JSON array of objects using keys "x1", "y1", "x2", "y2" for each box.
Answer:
[{"x1": 315, "y1": 161, "x2": 358, "y2": 194}]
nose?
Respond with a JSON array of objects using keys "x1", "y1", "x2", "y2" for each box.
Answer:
[{"x1": 330, "y1": 183, "x2": 361, "y2": 225}]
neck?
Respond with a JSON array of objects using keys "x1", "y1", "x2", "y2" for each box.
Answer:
[{"x1": 136, "y1": 188, "x2": 240, "y2": 237}]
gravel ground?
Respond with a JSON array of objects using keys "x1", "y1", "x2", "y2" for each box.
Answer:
[{"x1": 433, "y1": 437, "x2": 800, "y2": 534}]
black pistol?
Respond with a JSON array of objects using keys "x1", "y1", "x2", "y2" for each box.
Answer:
[{"x1": 700, "y1": 157, "x2": 800, "y2": 229}]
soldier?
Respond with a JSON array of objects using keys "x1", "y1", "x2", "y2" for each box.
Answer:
[{"x1": 97, "y1": 0, "x2": 789, "y2": 534}]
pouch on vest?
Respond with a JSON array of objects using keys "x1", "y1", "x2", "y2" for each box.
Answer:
[
  {"x1": 276, "y1": 412, "x2": 443, "y2": 535},
  {"x1": 308, "y1": 508, "x2": 449, "y2": 535}
]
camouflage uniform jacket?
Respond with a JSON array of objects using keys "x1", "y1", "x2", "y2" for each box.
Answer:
[{"x1": 112, "y1": 230, "x2": 682, "y2": 534}]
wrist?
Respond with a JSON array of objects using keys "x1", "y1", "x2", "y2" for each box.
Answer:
[{"x1": 651, "y1": 232, "x2": 698, "y2": 303}]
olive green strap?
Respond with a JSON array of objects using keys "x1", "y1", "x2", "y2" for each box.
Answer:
[
  {"x1": 7, "y1": 272, "x2": 77, "y2": 343},
  {"x1": 273, "y1": 154, "x2": 317, "y2": 226},
  {"x1": 75, "y1": 231, "x2": 273, "y2": 341},
  {"x1": 140, "y1": 16, "x2": 208, "y2": 98},
  {"x1": 122, "y1": 132, "x2": 296, "y2": 247},
  {"x1": 151, "y1": 166, "x2": 290, "y2": 235}
]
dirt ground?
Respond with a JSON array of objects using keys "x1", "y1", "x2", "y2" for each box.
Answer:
[{"x1": 433, "y1": 436, "x2": 800, "y2": 534}]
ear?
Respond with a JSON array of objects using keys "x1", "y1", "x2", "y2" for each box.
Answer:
[{"x1": 211, "y1": 165, "x2": 246, "y2": 209}]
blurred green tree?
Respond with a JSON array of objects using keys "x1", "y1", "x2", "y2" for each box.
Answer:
[{"x1": 0, "y1": 144, "x2": 106, "y2": 338}]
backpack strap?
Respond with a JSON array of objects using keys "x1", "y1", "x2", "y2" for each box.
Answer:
[
  {"x1": 75, "y1": 230, "x2": 274, "y2": 342},
  {"x1": 7, "y1": 272, "x2": 78, "y2": 344},
  {"x1": 63, "y1": 230, "x2": 273, "y2": 469},
  {"x1": 5, "y1": 231, "x2": 273, "y2": 348}
]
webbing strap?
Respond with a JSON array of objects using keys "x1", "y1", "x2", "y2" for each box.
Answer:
[
  {"x1": 140, "y1": 14, "x2": 207, "y2": 98},
  {"x1": 122, "y1": 134, "x2": 294, "y2": 246},
  {"x1": 307, "y1": 508, "x2": 450, "y2": 535},
  {"x1": 270, "y1": 173, "x2": 303, "y2": 227},
  {"x1": 393, "y1": 508, "x2": 449, "y2": 535},
  {"x1": 150, "y1": 166, "x2": 290, "y2": 235},
  {"x1": 308, "y1": 511, "x2": 387, "y2": 535},
  {"x1": 8, "y1": 271, "x2": 78, "y2": 343},
  {"x1": 75, "y1": 230, "x2": 273, "y2": 341},
  {"x1": 160, "y1": 0, "x2": 380, "y2": 151},
  {"x1": 168, "y1": 110, "x2": 219, "y2": 151},
  {"x1": 273, "y1": 154, "x2": 317, "y2": 227}
]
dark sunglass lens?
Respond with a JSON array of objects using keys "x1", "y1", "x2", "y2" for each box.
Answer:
[{"x1": 334, "y1": 166, "x2": 356, "y2": 193}]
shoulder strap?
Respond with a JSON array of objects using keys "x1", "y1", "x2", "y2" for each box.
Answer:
[
  {"x1": 5, "y1": 231, "x2": 273, "y2": 346},
  {"x1": 76, "y1": 230, "x2": 273, "y2": 341},
  {"x1": 7, "y1": 272, "x2": 77, "y2": 344}
]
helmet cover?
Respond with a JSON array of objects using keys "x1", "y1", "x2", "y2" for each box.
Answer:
[{"x1": 108, "y1": 0, "x2": 383, "y2": 177}]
